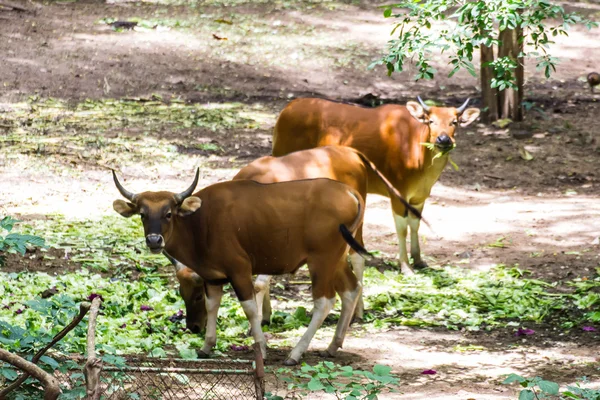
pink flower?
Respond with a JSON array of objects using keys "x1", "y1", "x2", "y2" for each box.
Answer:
[
  {"x1": 87, "y1": 293, "x2": 104, "y2": 302},
  {"x1": 140, "y1": 305, "x2": 153, "y2": 311},
  {"x1": 120, "y1": 323, "x2": 127, "y2": 329},
  {"x1": 230, "y1": 344, "x2": 249, "y2": 352},
  {"x1": 421, "y1": 369, "x2": 437, "y2": 375},
  {"x1": 582, "y1": 326, "x2": 597, "y2": 332},
  {"x1": 515, "y1": 328, "x2": 535, "y2": 336}
]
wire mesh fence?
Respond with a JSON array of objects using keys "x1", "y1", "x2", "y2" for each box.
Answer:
[
  {"x1": 2, "y1": 354, "x2": 266, "y2": 400},
  {"x1": 93, "y1": 357, "x2": 264, "y2": 400}
]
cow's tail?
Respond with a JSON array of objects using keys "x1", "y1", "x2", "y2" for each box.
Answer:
[
  {"x1": 355, "y1": 151, "x2": 429, "y2": 227},
  {"x1": 339, "y1": 189, "x2": 372, "y2": 260},
  {"x1": 340, "y1": 224, "x2": 372, "y2": 260}
]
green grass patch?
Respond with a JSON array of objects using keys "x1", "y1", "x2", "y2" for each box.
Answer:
[
  {"x1": 0, "y1": 97, "x2": 260, "y2": 169},
  {"x1": 362, "y1": 265, "x2": 597, "y2": 330},
  {"x1": 0, "y1": 269, "x2": 247, "y2": 357}
]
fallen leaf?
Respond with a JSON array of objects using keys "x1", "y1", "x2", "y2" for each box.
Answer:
[
  {"x1": 214, "y1": 18, "x2": 233, "y2": 25},
  {"x1": 492, "y1": 118, "x2": 512, "y2": 128},
  {"x1": 519, "y1": 147, "x2": 534, "y2": 161},
  {"x1": 212, "y1": 34, "x2": 228, "y2": 40}
]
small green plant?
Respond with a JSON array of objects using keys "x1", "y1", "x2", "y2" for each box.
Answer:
[
  {"x1": 266, "y1": 361, "x2": 400, "y2": 400},
  {"x1": 503, "y1": 374, "x2": 600, "y2": 400},
  {"x1": 0, "y1": 216, "x2": 45, "y2": 267},
  {"x1": 420, "y1": 142, "x2": 459, "y2": 170}
]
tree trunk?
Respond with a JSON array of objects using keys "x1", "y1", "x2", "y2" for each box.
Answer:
[
  {"x1": 497, "y1": 27, "x2": 524, "y2": 121},
  {"x1": 480, "y1": 42, "x2": 498, "y2": 123}
]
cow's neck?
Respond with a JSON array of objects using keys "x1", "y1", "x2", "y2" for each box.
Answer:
[{"x1": 164, "y1": 216, "x2": 201, "y2": 269}]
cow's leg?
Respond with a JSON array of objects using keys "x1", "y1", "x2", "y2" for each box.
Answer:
[
  {"x1": 285, "y1": 296, "x2": 335, "y2": 366},
  {"x1": 286, "y1": 259, "x2": 336, "y2": 365},
  {"x1": 349, "y1": 252, "x2": 365, "y2": 320},
  {"x1": 198, "y1": 284, "x2": 224, "y2": 357},
  {"x1": 325, "y1": 262, "x2": 360, "y2": 357},
  {"x1": 408, "y1": 202, "x2": 427, "y2": 269},
  {"x1": 392, "y1": 197, "x2": 414, "y2": 275},
  {"x1": 231, "y1": 274, "x2": 268, "y2": 360},
  {"x1": 348, "y1": 222, "x2": 365, "y2": 320},
  {"x1": 254, "y1": 275, "x2": 272, "y2": 326}
]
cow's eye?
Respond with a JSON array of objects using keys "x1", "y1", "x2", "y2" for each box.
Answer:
[
  {"x1": 165, "y1": 212, "x2": 172, "y2": 220},
  {"x1": 451, "y1": 120, "x2": 458, "y2": 126},
  {"x1": 140, "y1": 212, "x2": 146, "y2": 220}
]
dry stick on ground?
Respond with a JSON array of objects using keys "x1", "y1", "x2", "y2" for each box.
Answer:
[
  {"x1": 0, "y1": 302, "x2": 92, "y2": 398},
  {"x1": 84, "y1": 297, "x2": 103, "y2": 400},
  {"x1": 0, "y1": 1, "x2": 31, "y2": 12},
  {"x1": 0, "y1": 349, "x2": 62, "y2": 400}
]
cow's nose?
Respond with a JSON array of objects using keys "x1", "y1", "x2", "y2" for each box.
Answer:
[
  {"x1": 435, "y1": 134, "x2": 452, "y2": 147},
  {"x1": 188, "y1": 323, "x2": 202, "y2": 334},
  {"x1": 146, "y1": 234, "x2": 163, "y2": 247}
]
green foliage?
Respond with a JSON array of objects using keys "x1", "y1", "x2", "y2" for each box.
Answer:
[
  {"x1": 22, "y1": 215, "x2": 167, "y2": 273},
  {"x1": 0, "y1": 270, "x2": 248, "y2": 357},
  {"x1": 372, "y1": 0, "x2": 598, "y2": 88},
  {"x1": 362, "y1": 265, "x2": 594, "y2": 330},
  {"x1": 267, "y1": 361, "x2": 400, "y2": 399},
  {"x1": 0, "y1": 216, "x2": 45, "y2": 267},
  {"x1": 504, "y1": 374, "x2": 600, "y2": 399}
]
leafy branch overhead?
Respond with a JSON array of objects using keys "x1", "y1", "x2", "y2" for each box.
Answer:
[{"x1": 373, "y1": 0, "x2": 597, "y2": 88}]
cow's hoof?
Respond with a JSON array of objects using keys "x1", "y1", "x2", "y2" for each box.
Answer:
[
  {"x1": 319, "y1": 350, "x2": 336, "y2": 358},
  {"x1": 261, "y1": 320, "x2": 271, "y2": 327},
  {"x1": 350, "y1": 316, "x2": 364, "y2": 325},
  {"x1": 196, "y1": 349, "x2": 210, "y2": 359},
  {"x1": 400, "y1": 264, "x2": 415, "y2": 276},
  {"x1": 413, "y1": 261, "x2": 429, "y2": 270},
  {"x1": 283, "y1": 358, "x2": 299, "y2": 366}
]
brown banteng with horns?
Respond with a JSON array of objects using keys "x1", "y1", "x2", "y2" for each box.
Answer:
[
  {"x1": 112, "y1": 169, "x2": 370, "y2": 365},
  {"x1": 272, "y1": 97, "x2": 480, "y2": 274},
  {"x1": 171, "y1": 146, "x2": 424, "y2": 334}
]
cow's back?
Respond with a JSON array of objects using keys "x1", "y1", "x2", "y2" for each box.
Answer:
[
  {"x1": 272, "y1": 98, "x2": 423, "y2": 196},
  {"x1": 233, "y1": 146, "x2": 367, "y2": 198}
]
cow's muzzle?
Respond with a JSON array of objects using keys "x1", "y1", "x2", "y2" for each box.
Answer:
[
  {"x1": 187, "y1": 321, "x2": 205, "y2": 334},
  {"x1": 145, "y1": 234, "x2": 164, "y2": 253},
  {"x1": 435, "y1": 134, "x2": 454, "y2": 151}
]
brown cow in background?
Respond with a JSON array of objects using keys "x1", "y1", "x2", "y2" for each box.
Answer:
[{"x1": 272, "y1": 97, "x2": 480, "y2": 274}]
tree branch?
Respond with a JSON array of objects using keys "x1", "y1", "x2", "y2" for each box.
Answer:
[
  {"x1": 0, "y1": 302, "x2": 91, "y2": 398},
  {"x1": 0, "y1": 349, "x2": 61, "y2": 400},
  {"x1": 84, "y1": 297, "x2": 103, "y2": 400},
  {"x1": 0, "y1": 1, "x2": 31, "y2": 12}
]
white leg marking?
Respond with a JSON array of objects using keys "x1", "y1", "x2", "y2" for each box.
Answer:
[
  {"x1": 349, "y1": 253, "x2": 365, "y2": 320},
  {"x1": 408, "y1": 203, "x2": 425, "y2": 267},
  {"x1": 327, "y1": 285, "x2": 360, "y2": 356},
  {"x1": 254, "y1": 275, "x2": 273, "y2": 325},
  {"x1": 201, "y1": 286, "x2": 223, "y2": 355},
  {"x1": 288, "y1": 297, "x2": 335, "y2": 363},
  {"x1": 393, "y1": 212, "x2": 414, "y2": 275},
  {"x1": 241, "y1": 299, "x2": 267, "y2": 359}
]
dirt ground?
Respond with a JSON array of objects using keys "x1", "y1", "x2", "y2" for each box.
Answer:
[{"x1": 1, "y1": 0, "x2": 600, "y2": 398}]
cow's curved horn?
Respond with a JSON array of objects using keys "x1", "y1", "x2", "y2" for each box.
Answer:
[
  {"x1": 112, "y1": 170, "x2": 137, "y2": 202},
  {"x1": 417, "y1": 96, "x2": 431, "y2": 113},
  {"x1": 174, "y1": 168, "x2": 200, "y2": 204},
  {"x1": 457, "y1": 98, "x2": 470, "y2": 114}
]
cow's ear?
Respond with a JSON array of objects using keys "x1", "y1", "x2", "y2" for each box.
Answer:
[
  {"x1": 406, "y1": 101, "x2": 427, "y2": 121},
  {"x1": 178, "y1": 196, "x2": 202, "y2": 217},
  {"x1": 459, "y1": 108, "x2": 480, "y2": 127},
  {"x1": 113, "y1": 200, "x2": 138, "y2": 218}
]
